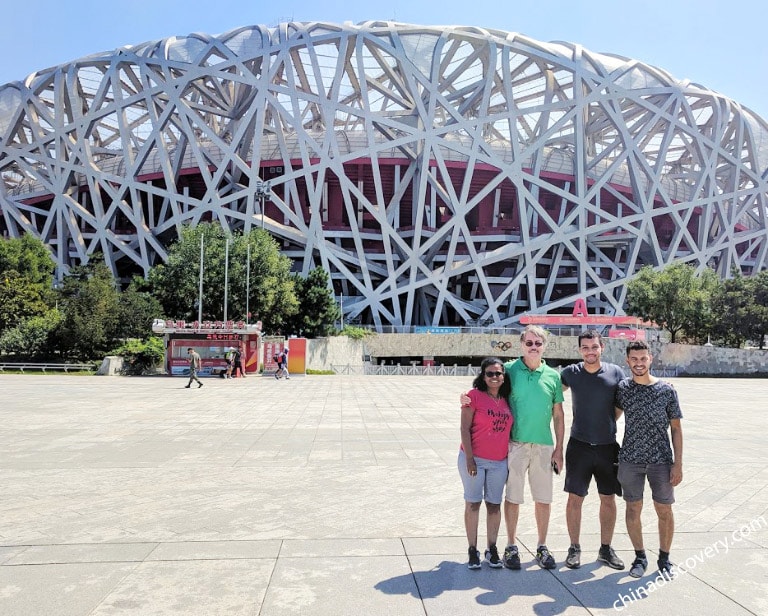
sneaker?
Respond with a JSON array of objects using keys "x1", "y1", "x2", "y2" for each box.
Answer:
[
  {"x1": 629, "y1": 556, "x2": 648, "y2": 578},
  {"x1": 184, "y1": 385, "x2": 191, "y2": 388},
  {"x1": 657, "y1": 558, "x2": 675, "y2": 579},
  {"x1": 598, "y1": 545, "x2": 625, "y2": 570},
  {"x1": 485, "y1": 544, "x2": 503, "y2": 568},
  {"x1": 565, "y1": 545, "x2": 581, "y2": 569},
  {"x1": 536, "y1": 545, "x2": 556, "y2": 569},
  {"x1": 503, "y1": 545, "x2": 521, "y2": 570},
  {"x1": 198, "y1": 382, "x2": 203, "y2": 388},
  {"x1": 467, "y1": 546, "x2": 481, "y2": 570}
]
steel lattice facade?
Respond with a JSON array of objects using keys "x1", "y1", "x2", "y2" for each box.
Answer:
[{"x1": 1, "y1": 21, "x2": 767, "y2": 329}]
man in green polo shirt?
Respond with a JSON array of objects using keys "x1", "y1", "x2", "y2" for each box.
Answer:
[{"x1": 502, "y1": 325, "x2": 564, "y2": 570}]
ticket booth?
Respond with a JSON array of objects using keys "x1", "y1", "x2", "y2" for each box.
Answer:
[{"x1": 152, "y1": 319, "x2": 262, "y2": 376}]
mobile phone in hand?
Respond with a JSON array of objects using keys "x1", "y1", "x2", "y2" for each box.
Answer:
[{"x1": 552, "y1": 461, "x2": 560, "y2": 475}]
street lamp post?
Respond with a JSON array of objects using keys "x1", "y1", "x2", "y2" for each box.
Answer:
[{"x1": 255, "y1": 180, "x2": 272, "y2": 229}]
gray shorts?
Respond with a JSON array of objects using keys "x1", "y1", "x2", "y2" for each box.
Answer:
[
  {"x1": 458, "y1": 450, "x2": 508, "y2": 504},
  {"x1": 617, "y1": 462, "x2": 675, "y2": 504}
]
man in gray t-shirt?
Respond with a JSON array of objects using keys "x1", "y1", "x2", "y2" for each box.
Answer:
[
  {"x1": 615, "y1": 340, "x2": 683, "y2": 580},
  {"x1": 560, "y1": 330, "x2": 625, "y2": 570}
]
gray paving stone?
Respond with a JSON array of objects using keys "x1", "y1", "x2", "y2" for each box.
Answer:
[
  {"x1": 0, "y1": 375, "x2": 766, "y2": 614},
  {"x1": 88, "y1": 559, "x2": 274, "y2": 616},
  {"x1": 0, "y1": 563, "x2": 137, "y2": 616},
  {"x1": 4, "y1": 542, "x2": 157, "y2": 565}
]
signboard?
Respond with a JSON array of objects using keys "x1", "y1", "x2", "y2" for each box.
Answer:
[
  {"x1": 152, "y1": 318, "x2": 262, "y2": 334},
  {"x1": 518, "y1": 299, "x2": 650, "y2": 327},
  {"x1": 414, "y1": 326, "x2": 462, "y2": 334}
]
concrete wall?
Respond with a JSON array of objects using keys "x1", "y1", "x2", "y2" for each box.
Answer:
[
  {"x1": 602, "y1": 340, "x2": 768, "y2": 376},
  {"x1": 306, "y1": 336, "x2": 366, "y2": 371},
  {"x1": 306, "y1": 334, "x2": 768, "y2": 376},
  {"x1": 360, "y1": 332, "x2": 580, "y2": 362}
]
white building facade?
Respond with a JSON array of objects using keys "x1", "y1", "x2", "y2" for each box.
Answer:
[{"x1": 1, "y1": 21, "x2": 767, "y2": 330}]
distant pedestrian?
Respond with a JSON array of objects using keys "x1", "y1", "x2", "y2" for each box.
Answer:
[
  {"x1": 615, "y1": 340, "x2": 683, "y2": 579},
  {"x1": 275, "y1": 347, "x2": 290, "y2": 380},
  {"x1": 224, "y1": 348, "x2": 234, "y2": 379},
  {"x1": 185, "y1": 348, "x2": 203, "y2": 388},
  {"x1": 233, "y1": 346, "x2": 245, "y2": 378}
]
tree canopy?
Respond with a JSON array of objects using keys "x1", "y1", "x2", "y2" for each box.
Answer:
[
  {"x1": 711, "y1": 270, "x2": 768, "y2": 348},
  {"x1": 0, "y1": 232, "x2": 55, "y2": 286},
  {"x1": 55, "y1": 259, "x2": 122, "y2": 360},
  {"x1": 285, "y1": 268, "x2": 341, "y2": 337},
  {"x1": 147, "y1": 224, "x2": 298, "y2": 334},
  {"x1": 625, "y1": 262, "x2": 718, "y2": 343}
]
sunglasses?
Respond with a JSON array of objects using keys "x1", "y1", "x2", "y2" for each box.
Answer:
[
  {"x1": 524, "y1": 340, "x2": 544, "y2": 347},
  {"x1": 484, "y1": 370, "x2": 504, "y2": 378}
]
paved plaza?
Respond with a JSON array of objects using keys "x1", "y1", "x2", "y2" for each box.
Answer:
[{"x1": 0, "y1": 374, "x2": 766, "y2": 615}]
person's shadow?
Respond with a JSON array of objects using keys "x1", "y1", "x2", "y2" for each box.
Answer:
[{"x1": 375, "y1": 555, "x2": 645, "y2": 613}]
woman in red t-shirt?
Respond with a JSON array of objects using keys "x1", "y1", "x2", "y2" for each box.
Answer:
[{"x1": 459, "y1": 357, "x2": 513, "y2": 569}]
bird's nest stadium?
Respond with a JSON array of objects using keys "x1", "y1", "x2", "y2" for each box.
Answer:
[{"x1": 1, "y1": 21, "x2": 767, "y2": 330}]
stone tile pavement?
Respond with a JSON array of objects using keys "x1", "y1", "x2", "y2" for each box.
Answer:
[{"x1": 0, "y1": 374, "x2": 766, "y2": 615}]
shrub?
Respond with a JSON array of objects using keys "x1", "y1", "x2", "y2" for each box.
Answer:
[
  {"x1": 112, "y1": 337, "x2": 165, "y2": 375},
  {"x1": 338, "y1": 325, "x2": 374, "y2": 340}
]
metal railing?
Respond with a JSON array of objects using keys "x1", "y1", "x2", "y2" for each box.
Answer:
[
  {"x1": 333, "y1": 364, "x2": 480, "y2": 376},
  {"x1": 0, "y1": 362, "x2": 97, "y2": 373},
  {"x1": 330, "y1": 363, "x2": 680, "y2": 378}
]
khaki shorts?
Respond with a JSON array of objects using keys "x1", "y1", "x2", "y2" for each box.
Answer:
[{"x1": 505, "y1": 441, "x2": 554, "y2": 504}]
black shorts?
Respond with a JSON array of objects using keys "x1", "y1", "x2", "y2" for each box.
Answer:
[{"x1": 564, "y1": 438, "x2": 621, "y2": 497}]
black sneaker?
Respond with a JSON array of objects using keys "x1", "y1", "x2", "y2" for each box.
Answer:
[
  {"x1": 629, "y1": 556, "x2": 648, "y2": 578},
  {"x1": 657, "y1": 558, "x2": 675, "y2": 579},
  {"x1": 503, "y1": 545, "x2": 521, "y2": 570},
  {"x1": 598, "y1": 545, "x2": 625, "y2": 570},
  {"x1": 565, "y1": 545, "x2": 581, "y2": 569},
  {"x1": 536, "y1": 545, "x2": 556, "y2": 569},
  {"x1": 198, "y1": 382, "x2": 203, "y2": 388},
  {"x1": 467, "y1": 546, "x2": 481, "y2": 570},
  {"x1": 485, "y1": 544, "x2": 503, "y2": 568}
]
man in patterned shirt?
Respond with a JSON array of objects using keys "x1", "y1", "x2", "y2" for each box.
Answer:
[{"x1": 615, "y1": 340, "x2": 683, "y2": 579}]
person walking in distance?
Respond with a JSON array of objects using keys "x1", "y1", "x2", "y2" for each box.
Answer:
[
  {"x1": 233, "y1": 345, "x2": 245, "y2": 378},
  {"x1": 275, "y1": 347, "x2": 290, "y2": 380},
  {"x1": 185, "y1": 347, "x2": 203, "y2": 388},
  {"x1": 459, "y1": 358, "x2": 513, "y2": 570},
  {"x1": 560, "y1": 330, "x2": 625, "y2": 570},
  {"x1": 224, "y1": 347, "x2": 233, "y2": 379},
  {"x1": 615, "y1": 340, "x2": 684, "y2": 579}
]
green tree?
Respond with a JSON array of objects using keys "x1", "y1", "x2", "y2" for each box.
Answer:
[
  {"x1": 55, "y1": 259, "x2": 121, "y2": 360},
  {"x1": 0, "y1": 234, "x2": 57, "y2": 336},
  {"x1": 712, "y1": 271, "x2": 768, "y2": 348},
  {"x1": 0, "y1": 233, "x2": 56, "y2": 286},
  {"x1": 115, "y1": 280, "x2": 165, "y2": 339},
  {"x1": 0, "y1": 309, "x2": 62, "y2": 359},
  {"x1": 285, "y1": 268, "x2": 341, "y2": 337},
  {"x1": 626, "y1": 262, "x2": 718, "y2": 343},
  {"x1": 147, "y1": 224, "x2": 298, "y2": 334},
  {"x1": 754, "y1": 271, "x2": 768, "y2": 349},
  {"x1": 0, "y1": 270, "x2": 52, "y2": 333}
]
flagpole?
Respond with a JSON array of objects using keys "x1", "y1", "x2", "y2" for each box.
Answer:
[
  {"x1": 224, "y1": 238, "x2": 230, "y2": 322},
  {"x1": 246, "y1": 243, "x2": 251, "y2": 324},
  {"x1": 197, "y1": 234, "x2": 204, "y2": 323}
]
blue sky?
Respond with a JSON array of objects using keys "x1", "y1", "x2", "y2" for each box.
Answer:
[{"x1": 1, "y1": 0, "x2": 766, "y2": 119}]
